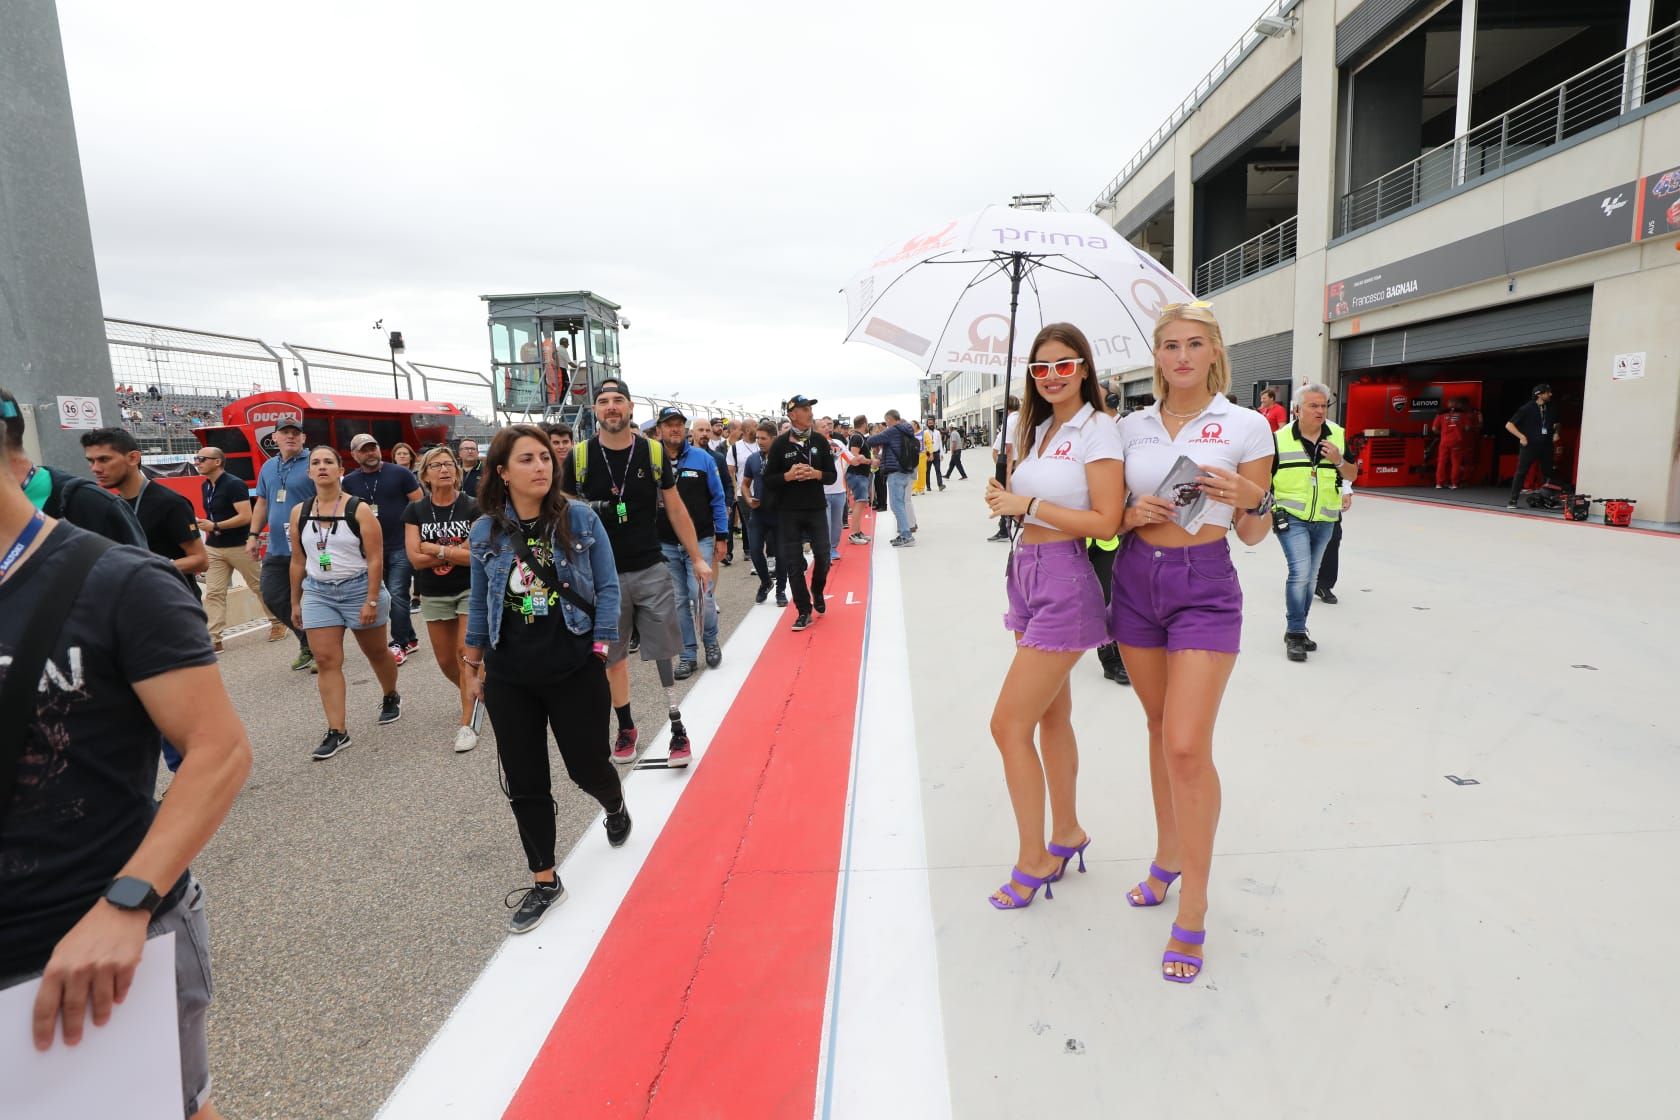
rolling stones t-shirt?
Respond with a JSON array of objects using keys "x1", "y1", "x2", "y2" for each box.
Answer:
[
  {"x1": 0, "y1": 522, "x2": 214, "y2": 977},
  {"x1": 402, "y1": 494, "x2": 479, "y2": 597}
]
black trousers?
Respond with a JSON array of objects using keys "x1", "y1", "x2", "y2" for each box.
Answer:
[
  {"x1": 748, "y1": 508, "x2": 785, "y2": 593},
  {"x1": 482, "y1": 660, "x2": 621, "y2": 874},
  {"x1": 260, "y1": 554, "x2": 308, "y2": 652},
  {"x1": 1088, "y1": 539, "x2": 1116, "y2": 604},
  {"x1": 1508, "y1": 439, "x2": 1556, "y2": 499},
  {"x1": 872, "y1": 470, "x2": 887, "y2": 511},
  {"x1": 946, "y1": 450, "x2": 968, "y2": 479},
  {"x1": 1317, "y1": 519, "x2": 1342, "y2": 592},
  {"x1": 777, "y1": 506, "x2": 831, "y2": 612},
  {"x1": 927, "y1": 453, "x2": 943, "y2": 489}
]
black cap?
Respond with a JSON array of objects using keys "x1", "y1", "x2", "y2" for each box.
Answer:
[
  {"x1": 1532, "y1": 383, "x2": 1552, "y2": 397},
  {"x1": 595, "y1": 378, "x2": 631, "y2": 401},
  {"x1": 275, "y1": 417, "x2": 304, "y2": 432},
  {"x1": 657, "y1": 405, "x2": 687, "y2": 424},
  {"x1": 785, "y1": 394, "x2": 818, "y2": 412}
]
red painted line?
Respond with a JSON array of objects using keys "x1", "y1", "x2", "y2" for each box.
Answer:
[
  {"x1": 505, "y1": 514, "x2": 875, "y2": 1120},
  {"x1": 1360, "y1": 491, "x2": 1677, "y2": 539}
]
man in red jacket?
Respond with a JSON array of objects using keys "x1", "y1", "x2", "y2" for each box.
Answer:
[
  {"x1": 1430, "y1": 399, "x2": 1473, "y2": 489},
  {"x1": 1259, "y1": 387, "x2": 1287, "y2": 432}
]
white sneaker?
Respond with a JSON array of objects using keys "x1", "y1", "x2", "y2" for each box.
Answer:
[{"x1": 453, "y1": 725, "x2": 479, "y2": 753}]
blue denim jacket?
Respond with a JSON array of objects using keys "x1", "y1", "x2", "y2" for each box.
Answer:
[{"x1": 466, "y1": 499, "x2": 620, "y2": 650}]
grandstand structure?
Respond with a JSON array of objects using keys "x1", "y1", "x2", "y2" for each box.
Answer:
[{"x1": 105, "y1": 318, "x2": 771, "y2": 454}]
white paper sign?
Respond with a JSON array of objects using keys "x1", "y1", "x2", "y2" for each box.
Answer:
[
  {"x1": 0, "y1": 932, "x2": 183, "y2": 1120},
  {"x1": 1612, "y1": 352, "x2": 1646, "y2": 381},
  {"x1": 55, "y1": 395, "x2": 103, "y2": 429}
]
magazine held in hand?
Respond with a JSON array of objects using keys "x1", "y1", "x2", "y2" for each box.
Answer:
[{"x1": 1152, "y1": 455, "x2": 1223, "y2": 532}]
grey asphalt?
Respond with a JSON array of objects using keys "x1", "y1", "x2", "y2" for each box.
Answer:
[{"x1": 168, "y1": 545, "x2": 773, "y2": 1120}]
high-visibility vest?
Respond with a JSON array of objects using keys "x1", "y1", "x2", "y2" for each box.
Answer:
[
  {"x1": 1272, "y1": 421, "x2": 1345, "y2": 523},
  {"x1": 1087, "y1": 535, "x2": 1120, "y2": 551}
]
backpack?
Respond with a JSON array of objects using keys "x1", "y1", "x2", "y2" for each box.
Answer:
[
  {"x1": 50, "y1": 470, "x2": 148, "y2": 548},
  {"x1": 896, "y1": 426, "x2": 920, "y2": 474},
  {"x1": 572, "y1": 434, "x2": 663, "y2": 488},
  {"x1": 298, "y1": 495, "x2": 366, "y2": 548}
]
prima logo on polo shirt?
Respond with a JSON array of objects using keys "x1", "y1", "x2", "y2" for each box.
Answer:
[
  {"x1": 1126, "y1": 436, "x2": 1161, "y2": 450},
  {"x1": 1189, "y1": 421, "x2": 1227, "y2": 445}
]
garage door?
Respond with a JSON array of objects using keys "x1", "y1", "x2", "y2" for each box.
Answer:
[{"x1": 1338, "y1": 290, "x2": 1592, "y2": 372}]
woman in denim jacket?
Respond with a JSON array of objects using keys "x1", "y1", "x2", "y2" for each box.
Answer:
[{"x1": 462, "y1": 425, "x2": 632, "y2": 934}]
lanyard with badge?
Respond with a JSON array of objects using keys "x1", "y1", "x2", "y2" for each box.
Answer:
[
  {"x1": 312, "y1": 496, "x2": 344, "y2": 572},
  {"x1": 514, "y1": 520, "x2": 552, "y2": 617},
  {"x1": 602, "y1": 443, "x2": 632, "y2": 524},
  {"x1": 274, "y1": 453, "x2": 303, "y2": 505},
  {"x1": 0, "y1": 510, "x2": 45, "y2": 582}
]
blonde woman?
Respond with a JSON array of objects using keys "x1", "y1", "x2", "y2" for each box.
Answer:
[
  {"x1": 403, "y1": 446, "x2": 481, "y2": 752},
  {"x1": 1109, "y1": 303, "x2": 1275, "y2": 983}
]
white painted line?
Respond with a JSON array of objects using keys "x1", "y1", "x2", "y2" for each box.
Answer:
[
  {"x1": 376, "y1": 602, "x2": 782, "y2": 1120},
  {"x1": 817, "y1": 533, "x2": 952, "y2": 1120}
]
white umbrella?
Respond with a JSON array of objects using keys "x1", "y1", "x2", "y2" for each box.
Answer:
[{"x1": 842, "y1": 205, "x2": 1195, "y2": 425}]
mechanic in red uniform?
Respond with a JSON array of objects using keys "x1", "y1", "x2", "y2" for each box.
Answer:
[{"x1": 1430, "y1": 399, "x2": 1472, "y2": 489}]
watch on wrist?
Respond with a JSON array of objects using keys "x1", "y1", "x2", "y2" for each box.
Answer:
[
  {"x1": 1246, "y1": 491, "x2": 1276, "y2": 517},
  {"x1": 104, "y1": 876, "x2": 162, "y2": 914}
]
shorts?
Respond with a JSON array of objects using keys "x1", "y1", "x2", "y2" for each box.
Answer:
[
  {"x1": 419, "y1": 587, "x2": 470, "y2": 623},
  {"x1": 301, "y1": 571, "x2": 392, "y2": 631},
  {"x1": 1003, "y1": 538, "x2": 1108, "y2": 651},
  {"x1": 846, "y1": 473, "x2": 871, "y2": 502},
  {"x1": 607, "y1": 563, "x2": 683, "y2": 664},
  {"x1": 1109, "y1": 535, "x2": 1243, "y2": 654}
]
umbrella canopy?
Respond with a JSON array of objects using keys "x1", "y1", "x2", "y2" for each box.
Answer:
[{"x1": 842, "y1": 206, "x2": 1194, "y2": 381}]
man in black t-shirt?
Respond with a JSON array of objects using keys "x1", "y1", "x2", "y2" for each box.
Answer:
[
  {"x1": 844, "y1": 413, "x2": 874, "y2": 545},
  {"x1": 80, "y1": 428, "x2": 206, "y2": 598},
  {"x1": 763, "y1": 394, "x2": 838, "y2": 631},
  {"x1": 194, "y1": 445, "x2": 279, "y2": 650},
  {"x1": 1504, "y1": 383, "x2": 1561, "y2": 507},
  {"x1": 0, "y1": 411, "x2": 252, "y2": 1120},
  {"x1": 560, "y1": 378, "x2": 713, "y2": 767}
]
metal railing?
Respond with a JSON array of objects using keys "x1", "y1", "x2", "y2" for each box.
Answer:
[
  {"x1": 410, "y1": 363, "x2": 497, "y2": 432},
  {"x1": 284, "y1": 343, "x2": 413, "y2": 400},
  {"x1": 108, "y1": 320, "x2": 292, "y2": 453},
  {"x1": 1091, "y1": 0, "x2": 1301, "y2": 213},
  {"x1": 1193, "y1": 215, "x2": 1298, "y2": 295},
  {"x1": 1338, "y1": 19, "x2": 1680, "y2": 236}
]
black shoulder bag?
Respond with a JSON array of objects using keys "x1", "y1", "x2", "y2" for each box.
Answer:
[
  {"x1": 509, "y1": 529, "x2": 596, "y2": 618},
  {"x1": 0, "y1": 533, "x2": 112, "y2": 831}
]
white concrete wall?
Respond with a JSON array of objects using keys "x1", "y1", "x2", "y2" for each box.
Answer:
[
  {"x1": 1578, "y1": 262, "x2": 1680, "y2": 522},
  {"x1": 1212, "y1": 263, "x2": 1300, "y2": 344}
]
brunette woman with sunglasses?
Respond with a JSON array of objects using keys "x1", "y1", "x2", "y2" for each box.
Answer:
[
  {"x1": 981, "y1": 323, "x2": 1125, "y2": 911},
  {"x1": 461, "y1": 425, "x2": 630, "y2": 934}
]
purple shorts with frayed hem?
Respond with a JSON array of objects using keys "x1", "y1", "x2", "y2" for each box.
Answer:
[
  {"x1": 1109, "y1": 535, "x2": 1243, "y2": 654},
  {"x1": 1003, "y1": 539, "x2": 1108, "y2": 651}
]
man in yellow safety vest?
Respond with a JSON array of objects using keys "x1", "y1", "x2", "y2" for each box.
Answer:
[{"x1": 1271, "y1": 383, "x2": 1359, "y2": 663}]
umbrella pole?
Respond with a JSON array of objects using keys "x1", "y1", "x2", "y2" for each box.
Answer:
[{"x1": 1001, "y1": 251, "x2": 1024, "y2": 490}]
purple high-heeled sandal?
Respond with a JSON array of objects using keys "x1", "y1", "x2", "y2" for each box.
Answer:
[
  {"x1": 1127, "y1": 862, "x2": 1180, "y2": 907},
  {"x1": 1162, "y1": 923, "x2": 1205, "y2": 984},
  {"x1": 988, "y1": 866, "x2": 1054, "y2": 910},
  {"x1": 1047, "y1": 836, "x2": 1092, "y2": 883}
]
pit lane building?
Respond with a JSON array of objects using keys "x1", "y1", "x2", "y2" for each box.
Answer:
[{"x1": 1095, "y1": 0, "x2": 1680, "y2": 523}]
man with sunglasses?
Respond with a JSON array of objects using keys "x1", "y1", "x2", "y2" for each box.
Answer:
[{"x1": 195, "y1": 447, "x2": 278, "y2": 651}]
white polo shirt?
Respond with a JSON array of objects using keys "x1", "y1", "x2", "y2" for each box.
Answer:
[
  {"x1": 1009, "y1": 403, "x2": 1125, "y2": 528},
  {"x1": 1118, "y1": 395, "x2": 1274, "y2": 530}
]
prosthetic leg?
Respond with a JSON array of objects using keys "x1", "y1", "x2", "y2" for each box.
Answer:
[{"x1": 656, "y1": 657, "x2": 693, "y2": 768}]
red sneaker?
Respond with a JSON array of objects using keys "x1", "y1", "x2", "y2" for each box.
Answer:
[{"x1": 612, "y1": 726, "x2": 639, "y2": 762}]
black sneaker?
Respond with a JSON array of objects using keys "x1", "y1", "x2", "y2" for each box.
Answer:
[
  {"x1": 721, "y1": 555, "x2": 732, "y2": 566},
  {"x1": 755, "y1": 582, "x2": 770, "y2": 603},
  {"x1": 792, "y1": 612, "x2": 812, "y2": 631},
  {"x1": 1506, "y1": 499, "x2": 1519, "y2": 509},
  {"x1": 813, "y1": 599, "x2": 826, "y2": 616},
  {"x1": 987, "y1": 531, "x2": 1009, "y2": 542},
  {"x1": 704, "y1": 641, "x2": 722, "y2": 668},
  {"x1": 312, "y1": 729, "x2": 352, "y2": 761},
  {"x1": 506, "y1": 881, "x2": 565, "y2": 934},
  {"x1": 674, "y1": 658, "x2": 697, "y2": 681},
  {"x1": 604, "y1": 804, "x2": 633, "y2": 847},
  {"x1": 1285, "y1": 633, "x2": 1309, "y2": 662},
  {"x1": 628, "y1": 631, "x2": 640, "y2": 654},
  {"x1": 378, "y1": 692, "x2": 402, "y2": 725},
  {"x1": 775, "y1": 591, "x2": 789, "y2": 608},
  {"x1": 1315, "y1": 587, "x2": 1339, "y2": 605},
  {"x1": 1302, "y1": 634, "x2": 1319, "y2": 652}
]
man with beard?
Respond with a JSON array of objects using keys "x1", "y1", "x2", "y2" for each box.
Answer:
[{"x1": 562, "y1": 380, "x2": 713, "y2": 767}]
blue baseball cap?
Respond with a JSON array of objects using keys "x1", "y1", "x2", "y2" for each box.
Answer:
[{"x1": 656, "y1": 405, "x2": 687, "y2": 424}]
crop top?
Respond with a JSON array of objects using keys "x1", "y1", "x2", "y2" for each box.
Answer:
[
  {"x1": 1008, "y1": 404, "x2": 1125, "y2": 528},
  {"x1": 1118, "y1": 396, "x2": 1274, "y2": 530}
]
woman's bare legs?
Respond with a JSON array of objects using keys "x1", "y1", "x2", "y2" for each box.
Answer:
[
  {"x1": 1118, "y1": 644, "x2": 1178, "y2": 903},
  {"x1": 427, "y1": 616, "x2": 473, "y2": 724},
  {"x1": 988, "y1": 641, "x2": 1084, "y2": 905}
]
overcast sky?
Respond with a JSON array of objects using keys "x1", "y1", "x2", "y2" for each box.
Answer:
[{"x1": 59, "y1": 0, "x2": 1263, "y2": 422}]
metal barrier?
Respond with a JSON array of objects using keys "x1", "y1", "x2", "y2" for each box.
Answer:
[
  {"x1": 1193, "y1": 215, "x2": 1298, "y2": 295},
  {"x1": 107, "y1": 319, "x2": 291, "y2": 453},
  {"x1": 1091, "y1": 0, "x2": 1302, "y2": 213},
  {"x1": 284, "y1": 343, "x2": 413, "y2": 399},
  {"x1": 1337, "y1": 19, "x2": 1680, "y2": 236},
  {"x1": 410, "y1": 362, "x2": 497, "y2": 433}
]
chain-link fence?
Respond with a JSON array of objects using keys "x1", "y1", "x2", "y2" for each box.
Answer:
[
  {"x1": 411, "y1": 363, "x2": 496, "y2": 438},
  {"x1": 107, "y1": 320, "x2": 291, "y2": 453},
  {"x1": 284, "y1": 343, "x2": 414, "y2": 400}
]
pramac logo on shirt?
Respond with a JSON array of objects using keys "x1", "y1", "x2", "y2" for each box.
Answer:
[
  {"x1": 1188, "y1": 421, "x2": 1227, "y2": 445},
  {"x1": 1048, "y1": 440, "x2": 1075, "y2": 461}
]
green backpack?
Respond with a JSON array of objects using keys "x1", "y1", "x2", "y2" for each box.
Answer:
[{"x1": 572, "y1": 434, "x2": 663, "y2": 487}]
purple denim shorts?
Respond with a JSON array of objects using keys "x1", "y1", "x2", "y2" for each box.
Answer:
[
  {"x1": 1004, "y1": 539, "x2": 1108, "y2": 651},
  {"x1": 1109, "y1": 535, "x2": 1243, "y2": 654}
]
